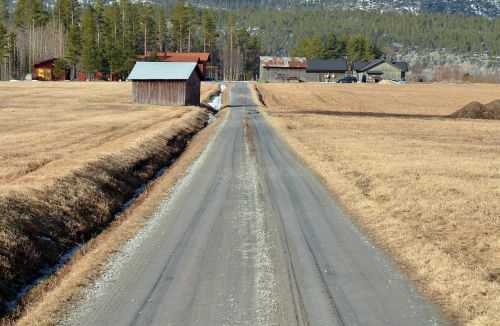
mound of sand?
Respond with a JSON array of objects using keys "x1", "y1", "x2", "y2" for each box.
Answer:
[{"x1": 448, "y1": 100, "x2": 500, "y2": 120}]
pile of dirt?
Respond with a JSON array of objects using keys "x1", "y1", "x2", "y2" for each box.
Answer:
[
  {"x1": 448, "y1": 100, "x2": 500, "y2": 120},
  {"x1": 483, "y1": 99, "x2": 500, "y2": 119}
]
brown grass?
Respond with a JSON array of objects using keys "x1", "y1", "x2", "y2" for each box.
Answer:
[
  {"x1": 257, "y1": 82, "x2": 500, "y2": 116},
  {"x1": 0, "y1": 82, "x2": 218, "y2": 194},
  {"x1": 254, "y1": 82, "x2": 500, "y2": 325},
  {"x1": 0, "y1": 81, "x2": 218, "y2": 315}
]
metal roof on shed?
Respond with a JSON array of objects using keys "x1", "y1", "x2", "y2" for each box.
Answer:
[{"x1": 127, "y1": 62, "x2": 198, "y2": 80}]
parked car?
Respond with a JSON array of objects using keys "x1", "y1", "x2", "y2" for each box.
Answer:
[{"x1": 336, "y1": 76, "x2": 358, "y2": 83}]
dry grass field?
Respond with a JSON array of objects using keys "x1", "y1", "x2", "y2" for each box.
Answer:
[
  {"x1": 258, "y1": 82, "x2": 500, "y2": 115},
  {"x1": 0, "y1": 81, "x2": 218, "y2": 314},
  {"x1": 0, "y1": 82, "x2": 218, "y2": 195},
  {"x1": 255, "y1": 83, "x2": 500, "y2": 325}
]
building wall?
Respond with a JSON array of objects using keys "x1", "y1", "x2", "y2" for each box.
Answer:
[
  {"x1": 133, "y1": 80, "x2": 188, "y2": 105},
  {"x1": 373, "y1": 62, "x2": 403, "y2": 80},
  {"x1": 355, "y1": 62, "x2": 403, "y2": 81},
  {"x1": 132, "y1": 73, "x2": 201, "y2": 106},
  {"x1": 259, "y1": 67, "x2": 307, "y2": 82},
  {"x1": 306, "y1": 72, "x2": 346, "y2": 82},
  {"x1": 185, "y1": 71, "x2": 201, "y2": 106}
]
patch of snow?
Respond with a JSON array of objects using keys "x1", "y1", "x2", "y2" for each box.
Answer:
[{"x1": 207, "y1": 85, "x2": 226, "y2": 112}]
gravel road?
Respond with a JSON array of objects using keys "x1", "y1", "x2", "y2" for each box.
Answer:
[{"x1": 66, "y1": 83, "x2": 445, "y2": 326}]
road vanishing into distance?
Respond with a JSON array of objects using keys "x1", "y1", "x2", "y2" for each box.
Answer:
[{"x1": 67, "y1": 83, "x2": 444, "y2": 326}]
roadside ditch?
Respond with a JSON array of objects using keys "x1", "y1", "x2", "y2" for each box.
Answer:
[{"x1": 0, "y1": 85, "x2": 227, "y2": 323}]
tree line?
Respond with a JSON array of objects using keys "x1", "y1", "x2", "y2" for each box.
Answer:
[
  {"x1": 291, "y1": 34, "x2": 383, "y2": 62},
  {"x1": 0, "y1": 1, "x2": 497, "y2": 81},
  {"x1": 0, "y1": 0, "x2": 262, "y2": 81}
]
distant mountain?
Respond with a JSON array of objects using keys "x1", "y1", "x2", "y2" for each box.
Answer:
[{"x1": 169, "y1": 0, "x2": 500, "y2": 18}]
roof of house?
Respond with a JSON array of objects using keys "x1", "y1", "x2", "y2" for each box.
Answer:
[
  {"x1": 260, "y1": 56, "x2": 308, "y2": 69},
  {"x1": 358, "y1": 59, "x2": 385, "y2": 71},
  {"x1": 352, "y1": 60, "x2": 370, "y2": 71},
  {"x1": 127, "y1": 62, "x2": 200, "y2": 80},
  {"x1": 141, "y1": 52, "x2": 211, "y2": 62},
  {"x1": 392, "y1": 62, "x2": 409, "y2": 72},
  {"x1": 32, "y1": 58, "x2": 57, "y2": 68},
  {"x1": 353, "y1": 59, "x2": 408, "y2": 72},
  {"x1": 306, "y1": 59, "x2": 348, "y2": 73}
]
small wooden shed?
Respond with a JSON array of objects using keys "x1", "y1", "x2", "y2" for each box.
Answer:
[
  {"x1": 127, "y1": 62, "x2": 202, "y2": 106},
  {"x1": 32, "y1": 58, "x2": 70, "y2": 81}
]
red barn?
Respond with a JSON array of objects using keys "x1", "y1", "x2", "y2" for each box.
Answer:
[
  {"x1": 139, "y1": 52, "x2": 211, "y2": 79},
  {"x1": 32, "y1": 58, "x2": 69, "y2": 81}
]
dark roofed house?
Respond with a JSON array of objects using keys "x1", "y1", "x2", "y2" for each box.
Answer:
[
  {"x1": 352, "y1": 59, "x2": 409, "y2": 82},
  {"x1": 127, "y1": 62, "x2": 203, "y2": 106},
  {"x1": 306, "y1": 59, "x2": 348, "y2": 82},
  {"x1": 352, "y1": 60, "x2": 370, "y2": 72}
]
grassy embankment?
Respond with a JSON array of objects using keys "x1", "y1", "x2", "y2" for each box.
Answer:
[
  {"x1": 0, "y1": 81, "x2": 220, "y2": 317},
  {"x1": 254, "y1": 82, "x2": 500, "y2": 325}
]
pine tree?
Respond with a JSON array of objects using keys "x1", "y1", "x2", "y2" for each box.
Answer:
[
  {"x1": 65, "y1": 22, "x2": 80, "y2": 78},
  {"x1": 325, "y1": 33, "x2": 339, "y2": 59},
  {"x1": 201, "y1": 9, "x2": 218, "y2": 53},
  {"x1": 80, "y1": 5, "x2": 98, "y2": 75},
  {"x1": 138, "y1": 2, "x2": 155, "y2": 54},
  {"x1": 171, "y1": 0, "x2": 187, "y2": 52},
  {"x1": 185, "y1": 4, "x2": 197, "y2": 52},
  {"x1": 152, "y1": 4, "x2": 167, "y2": 52},
  {"x1": 14, "y1": 0, "x2": 47, "y2": 29},
  {"x1": 225, "y1": 13, "x2": 236, "y2": 49},
  {"x1": 0, "y1": 22, "x2": 7, "y2": 74},
  {"x1": 237, "y1": 29, "x2": 260, "y2": 80},
  {"x1": 54, "y1": 0, "x2": 80, "y2": 31},
  {"x1": 0, "y1": 0, "x2": 8, "y2": 23},
  {"x1": 104, "y1": 1, "x2": 125, "y2": 78},
  {"x1": 291, "y1": 35, "x2": 326, "y2": 59}
]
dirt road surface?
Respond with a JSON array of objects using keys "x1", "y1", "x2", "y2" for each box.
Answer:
[{"x1": 66, "y1": 83, "x2": 444, "y2": 326}]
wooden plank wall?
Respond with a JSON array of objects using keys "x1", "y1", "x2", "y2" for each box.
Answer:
[
  {"x1": 259, "y1": 67, "x2": 308, "y2": 82},
  {"x1": 132, "y1": 80, "x2": 187, "y2": 105},
  {"x1": 132, "y1": 75, "x2": 201, "y2": 106},
  {"x1": 185, "y1": 71, "x2": 201, "y2": 106}
]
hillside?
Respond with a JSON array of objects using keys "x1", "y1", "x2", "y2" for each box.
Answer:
[
  {"x1": 1, "y1": 0, "x2": 498, "y2": 81},
  {"x1": 174, "y1": 0, "x2": 500, "y2": 18}
]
